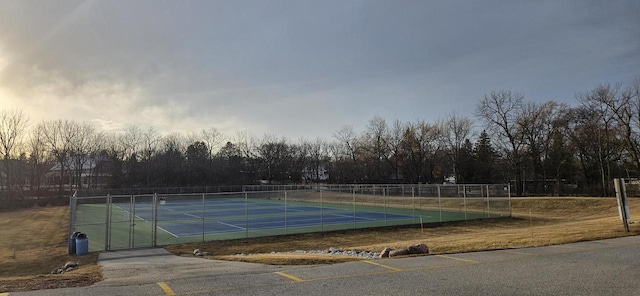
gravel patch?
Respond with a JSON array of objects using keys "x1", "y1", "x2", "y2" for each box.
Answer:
[{"x1": 236, "y1": 247, "x2": 380, "y2": 259}]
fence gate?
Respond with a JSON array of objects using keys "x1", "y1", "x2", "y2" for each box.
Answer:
[{"x1": 107, "y1": 194, "x2": 156, "y2": 250}]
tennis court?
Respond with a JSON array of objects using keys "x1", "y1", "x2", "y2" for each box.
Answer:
[
  {"x1": 116, "y1": 198, "x2": 416, "y2": 237},
  {"x1": 71, "y1": 184, "x2": 511, "y2": 251}
]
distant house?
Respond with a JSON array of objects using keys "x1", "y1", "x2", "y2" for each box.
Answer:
[
  {"x1": 302, "y1": 165, "x2": 329, "y2": 182},
  {"x1": 45, "y1": 154, "x2": 112, "y2": 190},
  {"x1": 444, "y1": 176, "x2": 456, "y2": 184}
]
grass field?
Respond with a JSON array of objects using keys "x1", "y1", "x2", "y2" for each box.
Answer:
[{"x1": 1, "y1": 197, "x2": 639, "y2": 292}]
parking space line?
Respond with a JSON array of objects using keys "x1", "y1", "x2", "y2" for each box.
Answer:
[
  {"x1": 157, "y1": 282, "x2": 176, "y2": 295},
  {"x1": 553, "y1": 244, "x2": 593, "y2": 251},
  {"x1": 502, "y1": 250, "x2": 536, "y2": 256},
  {"x1": 275, "y1": 271, "x2": 305, "y2": 282},
  {"x1": 436, "y1": 255, "x2": 480, "y2": 264},
  {"x1": 363, "y1": 260, "x2": 403, "y2": 272}
]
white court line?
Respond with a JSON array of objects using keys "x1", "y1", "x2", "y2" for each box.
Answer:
[
  {"x1": 156, "y1": 225, "x2": 179, "y2": 238},
  {"x1": 331, "y1": 213, "x2": 377, "y2": 221},
  {"x1": 184, "y1": 213, "x2": 201, "y2": 218},
  {"x1": 164, "y1": 208, "x2": 176, "y2": 212},
  {"x1": 217, "y1": 221, "x2": 246, "y2": 230}
]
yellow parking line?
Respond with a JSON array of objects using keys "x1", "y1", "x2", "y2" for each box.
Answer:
[
  {"x1": 157, "y1": 282, "x2": 176, "y2": 295},
  {"x1": 0, "y1": 293, "x2": 9, "y2": 296},
  {"x1": 363, "y1": 260, "x2": 403, "y2": 272},
  {"x1": 503, "y1": 250, "x2": 536, "y2": 256},
  {"x1": 436, "y1": 255, "x2": 480, "y2": 264},
  {"x1": 275, "y1": 271, "x2": 304, "y2": 282}
]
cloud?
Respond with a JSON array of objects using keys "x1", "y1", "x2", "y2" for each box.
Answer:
[{"x1": 0, "y1": 0, "x2": 638, "y2": 141}]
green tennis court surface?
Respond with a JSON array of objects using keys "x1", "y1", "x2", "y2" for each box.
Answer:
[{"x1": 74, "y1": 197, "x2": 494, "y2": 251}]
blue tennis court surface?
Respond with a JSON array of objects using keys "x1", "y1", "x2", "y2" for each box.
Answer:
[{"x1": 116, "y1": 198, "x2": 418, "y2": 237}]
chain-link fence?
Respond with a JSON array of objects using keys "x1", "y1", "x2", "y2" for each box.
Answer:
[{"x1": 70, "y1": 183, "x2": 511, "y2": 252}]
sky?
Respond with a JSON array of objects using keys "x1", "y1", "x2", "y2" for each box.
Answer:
[{"x1": 0, "y1": 0, "x2": 638, "y2": 141}]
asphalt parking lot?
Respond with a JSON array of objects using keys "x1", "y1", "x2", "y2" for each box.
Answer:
[{"x1": 8, "y1": 235, "x2": 640, "y2": 296}]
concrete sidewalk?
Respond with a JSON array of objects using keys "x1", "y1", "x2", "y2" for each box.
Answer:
[{"x1": 95, "y1": 248, "x2": 283, "y2": 286}]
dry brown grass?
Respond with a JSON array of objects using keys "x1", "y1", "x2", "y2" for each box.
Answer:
[
  {"x1": 1, "y1": 197, "x2": 639, "y2": 292},
  {"x1": 0, "y1": 206, "x2": 101, "y2": 292}
]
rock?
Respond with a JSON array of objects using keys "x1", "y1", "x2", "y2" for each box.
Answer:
[
  {"x1": 193, "y1": 249, "x2": 209, "y2": 256},
  {"x1": 389, "y1": 248, "x2": 409, "y2": 257},
  {"x1": 380, "y1": 247, "x2": 393, "y2": 258},
  {"x1": 328, "y1": 247, "x2": 338, "y2": 253},
  {"x1": 384, "y1": 243, "x2": 429, "y2": 257},
  {"x1": 64, "y1": 261, "x2": 78, "y2": 269},
  {"x1": 51, "y1": 268, "x2": 64, "y2": 274},
  {"x1": 407, "y1": 244, "x2": 429, "y2": 255}
]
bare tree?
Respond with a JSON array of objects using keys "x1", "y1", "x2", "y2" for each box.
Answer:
[
  {"x1": 476, "y1": 90, "x2": 526, "y2": 195},
  {"x1": 307, "y1": 138, "x2": 329, "y2": 183},
  {"x1": 138, "y1": 127, "x2": 160, "y2": 186},
  {"x1": 39, "y1": 120, "x2": 80, "y2": 194},
  {"x1": 400, "y1": 120, "x2": 441, "y2": 183},
  {"x1": 363, "y1": 115, "x2": 390, "y2": 183},
  {"x1": 438, "y1": 113, "x2": 474, "y2": 183},
  {"x1": 201, "y1": 127, "x2": 224, "y2": 183},
  {"x1": 386, "y1": 119, "x2": 404, "y2": 183},
  {"x1": 159, "y1": 133, "x2": 187, "y2": 186},
  {"x1": 576, "y1": 84, "x2": 630, "y2": 195},
  {"x1": 27, "y1": 124, "x2": 49, "y2": 193},
  {"x1": 334, "y1": 125, "x2": 360, "y2": 162},
  {"x1": 0, "y1": 108, "x2": 29, "y2": 199},
  {"x1": 67, "y1": 122, "x2": 97, "y2": 190},
  {"x1": 583, "y1": 82, "x2": 640, "y2": 172},
  {"x1": 518, "y1": 101, "x2": 567, "y2": 193},
  {"x1": 334, "y1": 125, "x2": 362, "y2": 182}
]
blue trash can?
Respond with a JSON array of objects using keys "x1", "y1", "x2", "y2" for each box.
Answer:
[
  {"x1": 68, "y1": 231, "x2": 80, "y2": 255},
  {"x1": 75, "y1": 233, "x2": 89, "y2": 255}
]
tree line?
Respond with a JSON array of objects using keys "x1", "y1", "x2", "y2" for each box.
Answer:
[{"x1": 0, "y1": 81, "x2": 638, "y2": 199}]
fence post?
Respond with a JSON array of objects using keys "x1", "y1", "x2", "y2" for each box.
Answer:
[
  {"x1": 132, "y1": 195, "x2": 137, "y2": 248},
  {"x1": 614, "y1": 178, "x2": 630, "y2": 232},
  {"x1": 508, "y1": 183, "x2": 512, "y2": 217},
  {"x1": 412, "y1": 187, "x2": 416, "y2": 219},
  {"x1": 152, "y1": 193, "x2": 157, "y2": 247},
  {"x1": 320, "y1": 190, "x2": 324, "y2": 232},
  {"x1": 202, "y1": 193, "x2": 206, "y2": 242},
  {"x1": 353, "y1": 187, "x2": 357, "y2": 229},
  {"x1": 105, "y1": 194, "x2": 111, "y2": 251},
  {"x1": 383, "y1": 187, "x2": 388, "y2": 226},
  {"x1": 463, "y1": 185, "x2": 467, "y2": 220},
  {"x1": 68, "y1": 191, "x2": 77, "y2": 248},
  {"x1": 486, "y1": 185, "x2": 490, "y2": 218},
  {"x1": 245, "y1": 192, "x2": 249, "y2": 238},
  {"x1": 285, "y1": 191, "x2": 288, "y2": 235},
  {"x1": 438, "y1": 185, "x2": 442, "y2": 222}
]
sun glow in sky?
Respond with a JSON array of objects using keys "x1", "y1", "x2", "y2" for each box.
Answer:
[{"x1": 0, "y1": 1, "x2": 638, "y2": 139}]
